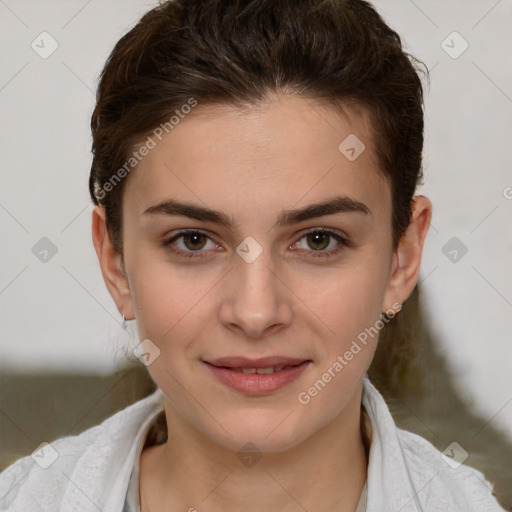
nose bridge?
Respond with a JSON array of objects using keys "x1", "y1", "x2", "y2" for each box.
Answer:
[
  {"x1": 239, "y1": 251, "x2": 276, "y2": 302},
  {"x1": 221, "y1": 240, "x2": 291, "y2": 337}
]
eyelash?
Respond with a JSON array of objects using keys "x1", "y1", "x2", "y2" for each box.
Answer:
[{"x1": 162, "y1": 228, "x2": 349, "y2": 260}]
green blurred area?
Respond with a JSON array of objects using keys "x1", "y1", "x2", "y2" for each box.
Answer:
[{"x1": 0, "y1": 364, "x2": 156, "y2": 470}]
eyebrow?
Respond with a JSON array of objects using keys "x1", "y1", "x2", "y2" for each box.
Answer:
[{"x1": 142, "y1": 195, "x2": 371, "y2": 229}]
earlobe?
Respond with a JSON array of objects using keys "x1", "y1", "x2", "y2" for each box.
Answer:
[
  {"x1": 382, "y1": 195, "x2": 432, "y2": 312},
  {"x1": 91, "y1": 206, "x2": 134, "y2": 320}
]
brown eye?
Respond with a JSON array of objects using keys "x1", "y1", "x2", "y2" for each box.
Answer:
[
  {"x1": 306, "y1": 232, "x2": 330, "y2": 251},
  {"x1": 293, "y1": 228, "x2": 349, "y2": 258},
  {"x1": 182, "y1": 232, "x2": 208, "y2": 251},
  {"x1": 163, "y1": 229, "x2": 220, "y2": 259}
]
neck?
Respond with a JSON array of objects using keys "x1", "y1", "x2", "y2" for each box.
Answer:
[{"x1": 140, "y1": 387, "x2": 368, "y2": 512}]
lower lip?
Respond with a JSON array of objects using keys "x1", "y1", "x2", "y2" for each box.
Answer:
[{"x1": 204, "y1": 361, "x2": 311, "y2": 395}]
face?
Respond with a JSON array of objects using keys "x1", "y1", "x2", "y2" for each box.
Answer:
[{"x1": 107, "y1": 94, "x2": 404, "y2": 453}]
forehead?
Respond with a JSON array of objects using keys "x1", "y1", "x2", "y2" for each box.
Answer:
[{"x1": 123, "y1": 94, "x2": 391, "y2": 229}]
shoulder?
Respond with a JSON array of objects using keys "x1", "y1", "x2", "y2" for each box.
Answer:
[
  {"x1": 396, "y1": 427, "x2": 503, "y2": 511},
  {"x1": 0, "y1": 426, "x2": 103, "y2": 511},
  {"x1": 362, "y1": 376, "x2": 504, "y2": 511},
  {"x1": 0, "y1": 388, "x2": 164, "y2": 511}
]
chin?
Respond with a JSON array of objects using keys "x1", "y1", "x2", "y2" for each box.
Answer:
[{"x1": 202, "y1": 409, "x2": 315, "y2": 455}]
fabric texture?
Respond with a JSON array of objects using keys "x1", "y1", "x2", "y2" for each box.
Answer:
[{"x1": 0, "y1": 375, "x2": 505, "y2": 512}]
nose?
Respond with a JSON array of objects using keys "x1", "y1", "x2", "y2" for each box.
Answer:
[{"x1": 218, "y1": 248, "x2": 293, "y2": 340}]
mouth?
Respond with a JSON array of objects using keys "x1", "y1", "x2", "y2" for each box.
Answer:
[
  {"x1": 203, "y1": 357, "x2": 312, "y2": 395},
  {"x1": 226, "y1": 365, "x2": 300, "y2": 374}
]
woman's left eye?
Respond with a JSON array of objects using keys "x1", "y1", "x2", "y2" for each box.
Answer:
[
  {"x1": 162, "y1": 228, "x2": 348, "y2": 259},
  {"x1": 291, "y1": 228, "x2": 348, "y2": 257}
]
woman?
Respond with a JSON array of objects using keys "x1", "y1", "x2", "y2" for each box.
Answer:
[{"x1": 0, "y1": 0, "x2": 505, "y2": 510}]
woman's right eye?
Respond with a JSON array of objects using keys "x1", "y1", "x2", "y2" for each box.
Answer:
[{"x1": 162, "y1": 229, "x2": 221, "y2": 259}]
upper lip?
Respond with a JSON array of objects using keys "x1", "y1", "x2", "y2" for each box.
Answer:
[{"x1": 204, "y1": 356, "x2": 310, "y2": 369}]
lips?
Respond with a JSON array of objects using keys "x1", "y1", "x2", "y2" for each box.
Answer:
[
  {"x1": 206, "y1": 356, "x2": 308, "y2": 369},
  {"x1": 203, "y1": 356, "x2": 311, "y2": 394}
]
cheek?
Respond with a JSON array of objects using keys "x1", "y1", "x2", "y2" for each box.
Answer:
[
  {"x1": 129, "y1": 265, "x2": 207, "y2": 390},
  {"x1": 300, "y1": 256, "x2": 390, "y2": 388},
  {"x1": 309, "y1": 259, "x2": 388, "y2": 334},
  {"x1": 296, "y1": 272, "x2": 384, "y2": 418},
  {"x1": 128, "y1": 255, "x2": 201, "y2": 343}
]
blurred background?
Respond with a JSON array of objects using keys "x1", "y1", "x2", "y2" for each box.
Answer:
[{"x1": 0, "y1": 0, "x2": 511, "y2": 508}]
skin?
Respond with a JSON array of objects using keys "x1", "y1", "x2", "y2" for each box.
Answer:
[{"x1": 92, "y1": 93, "x2": 431, "y2": 511}]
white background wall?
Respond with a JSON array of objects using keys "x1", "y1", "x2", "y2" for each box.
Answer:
[{"x1": 0, "y1": 0, "x2": 511, "y2": 440}]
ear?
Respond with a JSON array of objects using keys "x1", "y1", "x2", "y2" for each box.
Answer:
[
  {"x1": 91, "y1": 205, "x2": 134, "y2": 320},
  {"x1": 382, "y1": 195, "x2": 432, "y2": 313}
]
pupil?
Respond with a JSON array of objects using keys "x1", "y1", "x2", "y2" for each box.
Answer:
[
  {"x1": 308, "y1": 233, "x2": 328, "y2": 250},
  {"x1": 185, "y1": 233, "x2": 205, "y2": 250}
]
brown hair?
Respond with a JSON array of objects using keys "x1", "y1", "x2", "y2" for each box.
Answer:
[{"x1": 89, "y1": 0, "x2": 428, "y2": 257}]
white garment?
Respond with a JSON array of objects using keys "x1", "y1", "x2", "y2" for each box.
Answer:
[{"x1": 0, "y1": 376, "x2": 505, "y2": 511}]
